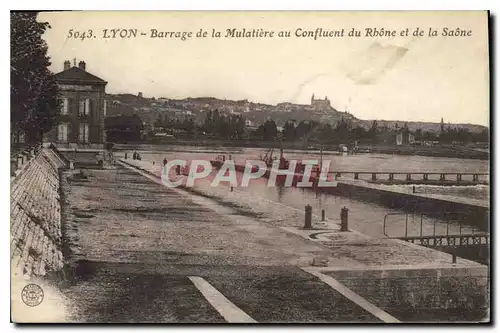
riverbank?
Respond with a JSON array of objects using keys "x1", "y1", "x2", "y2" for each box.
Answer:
[{"x1": 111, "y1": 140, "x2": 489, "y2": 160}]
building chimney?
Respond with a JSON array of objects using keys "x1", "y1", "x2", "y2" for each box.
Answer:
[
  {"x1": 64, "y1": 60, "x2": 71, "y2": 71},
  {"x1": 78, "y1": 61, "x2": 86, "y2": 71}
]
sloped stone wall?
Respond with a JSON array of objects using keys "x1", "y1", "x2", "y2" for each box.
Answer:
[{"x1": 10, "y1": 148, "x2": 66, "y2": 277}]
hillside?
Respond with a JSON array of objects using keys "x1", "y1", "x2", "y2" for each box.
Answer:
[{"x1": 105, "y1": 93, "x2": 488, "y2": 133}]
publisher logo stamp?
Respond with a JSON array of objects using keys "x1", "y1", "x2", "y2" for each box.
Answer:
[{"x1": 21, "y1": 284, "x2": 44, "y2": 307}]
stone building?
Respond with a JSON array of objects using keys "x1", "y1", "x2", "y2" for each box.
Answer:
[
  {"x1": 45, "y1": 60, "x2": 107, "y2": 148},
  {"x1": 395, "y1": 130, "x2": 415, "y2": 146},
  {"x1": 311, "y1": 94, "x2": 331, "y2": 110}
]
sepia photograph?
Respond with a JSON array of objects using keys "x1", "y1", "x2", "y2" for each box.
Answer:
[{"x1": 10, "y1": 10, "x2": 490, "y2": 323}]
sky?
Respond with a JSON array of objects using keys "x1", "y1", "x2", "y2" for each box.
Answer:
[{"x1": 38, "y1": 11, "x2": 489, "y2": 126}]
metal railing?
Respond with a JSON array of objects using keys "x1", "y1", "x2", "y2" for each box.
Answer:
[{"x1": 382, "y1": 211, "x2": 484, "y2": 238}]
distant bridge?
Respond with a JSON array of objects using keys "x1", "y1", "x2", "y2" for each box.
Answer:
[{"x1": 327, "y1": 171, "x2": 489, "y2": 184}]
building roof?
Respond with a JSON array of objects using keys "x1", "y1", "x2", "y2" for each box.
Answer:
[{"x1": 55, "y1": 66, "x2": 107, "y2": 85}]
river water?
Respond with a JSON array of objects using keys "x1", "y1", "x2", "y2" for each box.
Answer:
[{"x1": 116, "y1": 145, "x2": 489, "y2": 238}]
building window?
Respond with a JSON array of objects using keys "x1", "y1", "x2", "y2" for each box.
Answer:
[
  {"x1": 79, "y1": 123, "x2": 89, "y2": 143},
  {"x1": 85, "y1": 98, "x2": 90, "y2": 116},
  {"x1": 79, "y1": 98, "x2": 90, "y2": 116},
  {"x1": 57, "y1": 123, "x2": 68, "y2": 142},
  {"x1": 60, "y1": 98, "x2": 68, "y2": 115},
  {"x1": 104, "y1": 99, "x2": 107, "y2": 117}
]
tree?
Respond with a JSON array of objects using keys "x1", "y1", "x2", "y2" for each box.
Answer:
[
  {"x1": 251, "y1": 119, "x2": 277, "y2": 141},
  {"x1": 316, "y1": 123, "x2": 335, "y2": 143},
  {"x1": 335, "y1": 117, "x2": 351, "y2": 141},
  {"x1": 228, "y1": 114, "x2": 245, "y2": 140},
  {"x1": 262, "y1": 119, "x2": 278, "y2": 141},
  {"x1": 368, "y1": 120, "x2": 379, "y2": 142},
  {"x1": 154, "y1": 114, "x2": 166, "y2": 129},
  {"x1": 181, "y1": 118, "x2": 195, "y2": 134},
  {"x1": 282, "y1": 121, "x2": 296, "y2": 141},
  {"x1": 105, "y1": 115, "x2": 144, "y2": 142},
  {"x1": 352, "y1": 125, "x2": 367, "y2": 140},
  {"x1": 11, "y1": 12, "x2": 59, "y2": 144},
  {"x1": 414, "y1": 128, "x2": 423, "y2": 141},
  {"x1": 296, "y1": 120, "x2": 312, "y2": 139}
]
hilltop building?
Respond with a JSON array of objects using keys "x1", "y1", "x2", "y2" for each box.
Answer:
[
  {"x1": 311, "y1": 94, "x2": 331, "y2": 110},
  {"x1": 46, "y1": 59, "x2": 107, "y2": 148}
]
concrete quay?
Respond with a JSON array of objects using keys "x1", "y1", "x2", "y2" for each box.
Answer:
[{"x1": 112, "y1": 157, "x2": 488, "y2": 322}]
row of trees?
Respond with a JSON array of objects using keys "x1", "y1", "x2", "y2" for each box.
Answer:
[
  {"x1": 154, "y1": 115, "x2": 196, "y2": 134},
  {"x1": 438, "y1": 127, "x2": 489, "y2": 144},
  {"x1": 110, "y1": 108, "x2": 489, "y2": 145},
  {"x1": 11, "y1": 12, "x2": 59, "y2": 145},
  {"x1": 154, "y1": 110, "x2": 246, "y2": 140},
  {"x1": 234, "y1": 118, "x2": 489, "y2": 145},
  {"x1": 249, "y1": 118, "x2": 381, "y2": 143},
  {"x1": 201, "y1": 110, "x2": 245, "y2": 140},
  {"x1": 105, "y1": 115, "x2": 144, "y2": 142}
]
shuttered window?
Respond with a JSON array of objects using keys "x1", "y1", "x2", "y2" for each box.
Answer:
[
  {"x1": 85, "y1": 98, "x2": 90, "y2": 116},
  {"x1": 61, "y1": 98, "x2": 68, "y2": 115},
  {"x1": 57, "y1": 123, "x2": 68, "y2": 142},
  {"x1": 79, "y1": 99, "x2": 90, "y2": 116},
  {"x1": 79, "y1": 100, "x2": 85, "y2": 116},
  {"x1": 79, "y1": 123, "x2": 89, "y2": 143}
]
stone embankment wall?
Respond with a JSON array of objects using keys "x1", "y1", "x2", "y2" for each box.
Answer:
[
  {"x1": 328, "y1": 265, "x2": 489, "y2": 320},
  {"x1": 10, "y1": 148, "x2": 66, "y2": 278}
]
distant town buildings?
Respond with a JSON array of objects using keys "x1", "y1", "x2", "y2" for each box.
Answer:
[
  {"x1": 396, "y1": 130, "x2": 415, "y2": 146},
  {"x1": 138, "y1": 92, "x2": 143, "y2": 98},
  {"x1": 46, "y1": 60, "x2": 107, "y2": 147}
]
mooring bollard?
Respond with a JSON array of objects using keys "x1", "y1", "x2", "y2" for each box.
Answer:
[
  {"x1": 452, "y1": 254, "x2": 457, "y2": 264},
  {"x1": 124, "y1": 152, "x2": 128, "y2": 159},
  {"x1": 11, "y1": 158, "x2": 17, "y2": 176},
  {"x1": 304, "y1": 205, "x2": 312, "y2": 229},
  {"x1": 340, "y1": 207, "x2": 348, "y2": 231},
  {"x1": 321, "y1": 209, "x2": 325, "y2": 221}
]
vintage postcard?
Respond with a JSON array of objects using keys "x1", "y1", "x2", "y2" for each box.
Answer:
[{"x1": 10, "y1": 11, "x2": 490, "y2": 323}]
